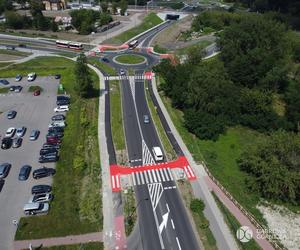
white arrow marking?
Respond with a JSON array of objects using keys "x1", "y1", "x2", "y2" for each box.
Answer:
[{"x1": 159, "y1": 211, "x2": 170, "y2": 234}]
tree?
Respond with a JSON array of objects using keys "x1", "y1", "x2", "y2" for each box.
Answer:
[
  {"x1": 238, "y1": 130, "x2": 300, "y2": 204},
  {"x1": 74, "y1": 53, "x2": 93, "y2": 98},
  {"x1": 100, "y1": 1, "x2": 108, "y2": 13},
  {"x1": 29, "y1": 0, "x2": 44, "y2": 17},
  {"x1": 111, "y1": 1, "x2": 118, "y2": 14},
  {"x1": 99, "y1": 12, "x2": 112, "y2": 26},
  {"x1": 70, "y1": 9, "x2": 101, "y2": 34},
  {"x1": 218, "y1": 14, "x2": 290, "y2": 90},
  {"x1": 51, "y1": 18, "x2": 58, "y2": 32},
  {"x1": 5, "y1": 11, "x2": 24, "y2": 29},
  {"x1": 119, "y1": 0, "x2": 128, "y2": 16}
]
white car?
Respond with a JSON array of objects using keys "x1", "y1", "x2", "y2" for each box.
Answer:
[
  {"x1": 49, "y1": 121, "x2": 66, "y2": 128},
  {"x1": 23, "y1": 202, "x2": 49, "y2": 215},
  {"x1": 28, "y1": 193, "x2": 53, "y2": 203},
  {"x1": 5, "y1": 127, "x2": 16, "y2": 138},
  {"x1": 27, "y1": 72, "x2": 36, "y2": 81},
  {"x1": 54, "y1": 106, "x2": 69, "y2": 112},
  {"x1": 16, "y1": 126, "x2": 26, "y2": 137}
]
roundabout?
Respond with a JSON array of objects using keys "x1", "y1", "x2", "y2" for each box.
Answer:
[{"x1": 113, "y1": 54, "x2": 147, "y2": 66}]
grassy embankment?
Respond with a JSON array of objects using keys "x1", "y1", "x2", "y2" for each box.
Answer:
[
  {"x1": 105, "y1": 13, "x2": 163, "y2": 45},
  {"x1": 88, "y1": 57, "x2": 116, "y2": 75},
  {"x1": 0, "y1": 49, "x2": 32, "y2": 57},
  {"x1": 115, "y1": 54, "x2": 145, "y2": 64},
  {"x1": 0, "y1": 57, "x2": 102, "y2": 239},
  {"x1": 28, "y1": 86, "x2": 43, "y2": 92},
  {"x1": 157, "y1": 76, "x2": 268, "y2": 225},
  {"x1": 0, "y1": 87, "x2": 9, "y2": 93},
  {"x1": 212, "y1": 192, "x2": 262, "y2": 250}
]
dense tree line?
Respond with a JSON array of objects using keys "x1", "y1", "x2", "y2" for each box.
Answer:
[
  {"x1": 226, "y1": 0, "x2": 300, "y2": 29},
  {"x1": 155, "y1": 12, "x2": 300, "y2": 140},
  {"x1": 70, "y1": 9, "x2": 112, "y2": 35},
  {"x1": 238, "y1": 130, "x2": 300, "y2": 204}
]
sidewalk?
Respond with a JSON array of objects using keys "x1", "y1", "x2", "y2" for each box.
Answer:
[
  {"x1": 151, "y1": 76, "x2": 274, "y2": 250},
  {"x1": 14, "y1": 232, "x2": 103, "y2": 250}
]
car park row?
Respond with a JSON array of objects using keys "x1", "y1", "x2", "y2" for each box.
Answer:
[{"x1": 0, "y1": 73, "x2": 70, "y2": 216}]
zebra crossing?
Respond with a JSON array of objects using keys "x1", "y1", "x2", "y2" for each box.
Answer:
[
  {"x1": 131, "y1": 167, "x2": 174, "y2": 186},
  {"x1": 104, "y1": 75, "x2": 152, "y2": 81},
  {"x1": 142, "y1": 140, "x2": 155, "y2": 165}
]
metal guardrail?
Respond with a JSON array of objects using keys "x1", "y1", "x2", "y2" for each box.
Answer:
[{"x1": 201, "y1": 161, "x2": 283, "y2": 250}]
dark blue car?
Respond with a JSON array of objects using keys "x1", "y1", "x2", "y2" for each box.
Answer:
[{"x1": 0, "y1": 79, "x2": 9, "y2": 85}]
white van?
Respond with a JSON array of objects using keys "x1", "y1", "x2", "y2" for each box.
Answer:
[
  {"x1": 23, "y1": 202, "x2": 49, "y2": 215},
  {"x1": 152, "y1": 147, "x2": 163, "y2": 162}
]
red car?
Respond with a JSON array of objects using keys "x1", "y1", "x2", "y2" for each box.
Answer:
[
  {"x1": 46, "y1": 137, "x2": 61, "y2": 144},
  {"x1": 33, "y1": 89, "x2": 40, "y2": 96}
]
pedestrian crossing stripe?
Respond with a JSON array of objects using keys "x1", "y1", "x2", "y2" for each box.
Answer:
[
  {"x1": 131, "y1": 168, "x2": 173, "y2": 186},
  {"x1": 111, "y1": 174, "x2": 121, "y2": 192},
  {"x1": 104, "y1": 74, "x2": 154, "y2": 81}
]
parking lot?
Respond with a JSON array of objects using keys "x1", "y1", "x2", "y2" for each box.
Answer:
[{"x1": 0, "y1": 76, "x2": 59, "y2": 250}]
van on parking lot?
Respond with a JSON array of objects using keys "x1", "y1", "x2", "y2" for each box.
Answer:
[{"x1": 152, "y1": 147, "x2": 163, "y2": 162}]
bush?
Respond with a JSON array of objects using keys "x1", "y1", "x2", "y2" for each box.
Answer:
[{"x1": 190, "y1": 199, "x2": 205, "y2": 213}]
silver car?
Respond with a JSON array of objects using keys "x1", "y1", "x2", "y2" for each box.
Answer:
[
  {"x1": 16, "y1": 126, "x2": 26, "y2": 137},
  {"x1": 12, "y1": 137, "x2": 22, "y2": 148},
  {"x1": 23, "y1": 202, "x2": 49, "y2": 215}
]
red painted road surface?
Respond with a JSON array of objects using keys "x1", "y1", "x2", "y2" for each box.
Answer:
[{"x1": 110, "y1": 156, "x2": 196, "y2": 192}]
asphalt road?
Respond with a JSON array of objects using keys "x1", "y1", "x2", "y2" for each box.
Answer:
[
  {"x1": 120, "y1": 70, "x2": 199, "y2": 249},
  {"x1": 0, "y1": 76, "x2": 58, "y2": 250}
]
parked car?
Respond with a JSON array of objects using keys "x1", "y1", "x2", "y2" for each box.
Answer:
[
  {"x1": 18, "y1": 165, "x2": 32, "y2": 181},
  {"x1": 28, "y1": 193, "x2": 53, "y2": 203},
  {"x1": 7, "y1": 110, "x2": 17, "y2": 119},
  {"x1": 33, "y1": 167, "x2": 56, "y2": 179},
  {"x1": 5, "y1": 127, "x2": 16, "y2": 138},
  {"x1": 9, "y1": 86, "x2": 16, "y2": 91},
  {"x1": 102, "y1": 57, "x2": 109, "y2": 63},
  {"x1": 120, "y1": 69, "x2": 126, "y2": 75},
  {"x1": 23, "y1": 202, "x2": 49, "y2": 215},
  {"x1": 39, "y1": 154, "x2": 58, "y2": 163},
  {"x1": 46, "y1": 137, "x2": 61, "y2": 144},
  {"x1": 14, "y1": 86, "x2": 22, "y2": 93},
  {"x1": 31, "y1": 184, "x2": 52, "y2": 194},
  {"x1": 16, "y1": 126, "x2": 26, "y2": 137},
  {"x1": 27, "y1": 72, "x2": 36, "y2": 81},
  {"x1": 0, "y1": 79, "x2": 9, "y2": 85},
  {"x1": 54, "y1": 105, "x2": 69, "y2": 112},
  {"x1": 51, "y1": 114, "x2": 65, "y2": 121},
  {"x1": 29, "y1": 130, "x2": 40, "y2": 141},
  {"x1": 1, "y1": 138, "x2": 12, "y2": 149},
  {"x1": 143, "y1": 115, "x2": 150, "y2": 124},
  {"x1": 39, "y1": 148, "x2": 58, "y2": 156},
  {"x1": 54, "y1": 74, "x2": 61, "y2": 79},
  {"x1": 33, "y1": 89, "x2": 40, "y2": 96},
  {"x1": 15, "y1": 74, "x2": 22, "y2": 82},
  {"x1": 48, "y1": 127, "x2": 64, "y2": 133},
  {"x1": 49, "y1": 121, "x2": 66, "y2": 128},
  {"x1": 47, "y1": 131, "x2": 63, "y2": 138},
  {"x1": 12, "y1": 137, "x2": 22, "y2": 148},
  {"x1": 42, "y1": 143, "x2": 60, "y2": 150},
  {"x1": 0, "y1": 163, "x2": 11, "y2": 178}
]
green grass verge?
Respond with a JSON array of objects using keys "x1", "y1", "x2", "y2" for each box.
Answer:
[
  {"x1": 115, "y1": 54, "x2": 145, "y2": 64},
  {"x1": 144, "y1": 81, "x2": 176, "y2": 160},
  {"x1": 153, "y1": 45, "x2": 167, "y2": 54},
  {"x1": 0, "y1": 49, "x2": 32, "y2": 57},
  {"x1": 212, "y1": 192, "x2": 262, "y2": 250},
  {"x1": 0, "y1": 62, "x2": 14, "y2": 68},
  {"x1": 176, "y1": 40, "x2": 213, "y2": 55},
  {"x1": 9, "y1": 57, "x2": 102, "y2": 240},
  {"x1": 31, "y1": 242, "x2": 104, "y2": 250},
  {"x1": 123, "y1": 188, "x2": 137, "y2": 236},
  {"x1": 179, "y1": 180, "x2": 217, "y2": 249},
  {"x1": 28, "y1": 86, "x2": 43, "y2": 92},
  {"x1": 88, "y1": 57, "x2": 116, "y2": 75},
  {"x1": 105, "y1": 13, "x2": 163, "y2": 45},
  {"x1": 0, "y1": 87, "x2": 9, "y2": 93},
  {"x1": 110, "y1": 80, "x2": 126, "y2": 153},
  {"x1": 158, "y1": 76, "x2": 267, "y2": 225}
]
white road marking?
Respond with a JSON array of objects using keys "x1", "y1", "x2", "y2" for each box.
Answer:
[
  {"x1": 144, "y1": 170, "x2": 149, "y2": 183},
  {"x1": 116, "y1": 175, "x2": 120, "y2": 188},
  {"x1": 131, "y1": 173, "x2": 136, "y2": 186},
  {"x1": 111, "y1": 176, "x2": 115, "y2": 189},
  {"x1": 163, "y1": 168, "x2": 170, "y2": 181},
  {"x1": 176, "y1": 237, "x2": 182, "y2": 250},
  {"x1": 187, "y1": 165, "x2": 195, "y2": 177},
  {"x1": 136, "y1": 172, "x2": 141, "y2": 185},
  {"x1": 166, "y1": 203, "x2": 170, "y2": 213},
  {"x1": 184, "y1": 166, "x2": 191, "y2": 178},
  {"x1": 159, "y1": 169, "x2": 166, "y2": 182},
  {"x1": 171, "y1": 219, "x2": 175, "y2": 230},
  {"x1": 156, "y1": 170, "x2": 162, "y2": 182},
  {"x1": 151, "y1": 169, "x2": 157, "y2": 183},
  {"x1": 167, "y1": 168, "x2": 173, "y2": 180},
  {"x1": 148, "y1": 170, "x2": 153, "y2": 183},
  {"x1": 140, "y1": 172, "x2": 145, "y2": 184},
  {"x1": 148, "y1": 183, "x2": 164, "y2": 210}
]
